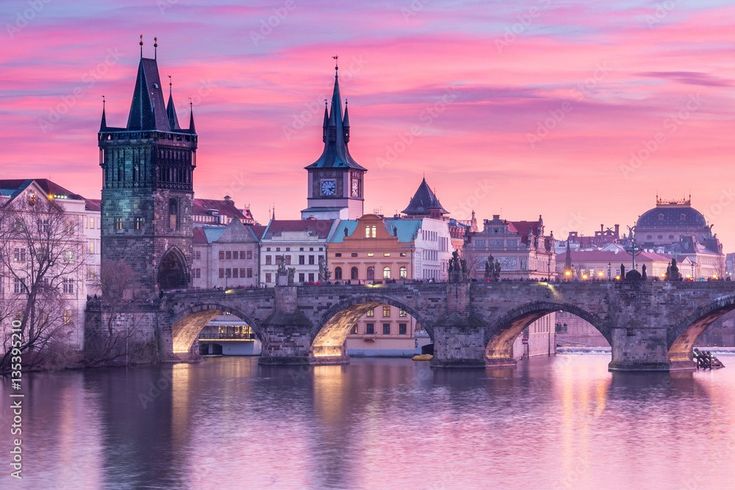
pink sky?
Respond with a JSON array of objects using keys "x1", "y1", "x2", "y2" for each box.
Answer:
[{"x1": 2, "y1": 1, "x2": 734, "y2": 248}]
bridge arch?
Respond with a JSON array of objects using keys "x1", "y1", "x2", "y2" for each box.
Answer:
[
  {"x1": 668, "y1": 294, "x2": 735, "y2": 365},
  {"x1": 167, "y1": 302, "x2": 261, "y2": 357},
  {"x1": 310, "y1": 294, "x2": 428, "y2": 362},
  {"x1": 484, "y1": 301, "x2": 610, "y2": 362}
]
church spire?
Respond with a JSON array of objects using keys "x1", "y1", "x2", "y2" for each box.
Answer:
[
  {"x1": 305, "y1": 57, "x2": 365, "y2": 171},
  {"x1": 342, "y1": 98, "x2": 350, "y2": 143},
  {"x1": 166, "y1": 75, "x2": 180, "y2": 130},
  {"x1": 100, "y1": 95, "x2": 107, "y2": 131}
]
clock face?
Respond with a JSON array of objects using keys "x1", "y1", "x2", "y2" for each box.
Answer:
[
  {"x1": 351, "y1": 178, "x2": 360, "y2": 197},
  {"x1": 320, "y1": 179, "x2": 336, "y2": 196}
]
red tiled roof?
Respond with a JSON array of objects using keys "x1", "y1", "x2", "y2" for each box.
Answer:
[
  {"x1": 192, "y1": 227, "x2": 208, "y2": 245},
  {"x1": 263, "y1": 219, "x2": 334, "y2": 240}
]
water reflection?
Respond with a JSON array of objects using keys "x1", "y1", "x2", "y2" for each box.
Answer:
[{"x1": 1, "y1": 355, "x2": 734, "y2": 489}]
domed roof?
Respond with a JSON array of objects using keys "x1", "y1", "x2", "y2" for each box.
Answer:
[{"x1": 636, "y1": 199, "x2": 707, "y2": 229}]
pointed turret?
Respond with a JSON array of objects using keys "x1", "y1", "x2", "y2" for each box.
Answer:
[
  {"x1": 322, "y1": 100, "x2": 328, "y2": 142},
  {"x1": 188, "y1": 101, "x2": 196, "y2": 133},
  {"x1": 166, "y1": 76, "x2": 180, "y2": 130},
  {"x1": 99, "y1": 96, "x2": 107, "y2": 131},
  {"x1": 402, "y1": 177, "x2": 449, "y2": 218},
  {"x1": 343, "y1": 99, "x2": 350, "y2": 143}
]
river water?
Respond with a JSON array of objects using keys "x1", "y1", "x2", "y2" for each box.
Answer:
[{"x1": 2, "y1": 355, "x2": 734, "y2": 489}]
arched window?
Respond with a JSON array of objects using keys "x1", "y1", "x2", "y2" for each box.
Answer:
[
  {"x1": 169, "y1": 198, "x2": 179, "y2": 231},
  {"x1": 399, "y1": 266, "x2": 407, "y2": 278},
  {"x1": 367, "y1": 266, "x2": 375, "y2": 281},
  {"x1": 334, "y1": 267, "x2": 343, "y2": 280},
  {"x1": 351, "y1": 267, "x2": 359, "y2": 280},
  {"x1": 383, "y1": 267, "x2": 391, "y2": 279}
]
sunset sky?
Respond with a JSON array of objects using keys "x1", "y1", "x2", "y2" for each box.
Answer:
[{"x1": 2, "y1": 0, "x2": 734, "y2": 247}]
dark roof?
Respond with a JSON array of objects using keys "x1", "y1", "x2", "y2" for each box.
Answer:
[
  {"x1": 305, "y1": 70, "x2": 365, "y2": 171},
  {"x1": 85, "y1": 198, "x2": 101, "y2": 212},
  {"x1": 402, "y1": 178, "x2": 448, "y2": 216},
  {"x1": 192, "y1": 198, "x2": 254, "y2": 223},
  {"x1": 126, "y1": 58, "x2": 171, "y2": 131},
  {"x1": 0, "y1": 179, "x2": 86, "y2": 201},
  {"x1": 508, "y1": 220, "x2": 542, "y2": 244},
  {"x1": 263, "y1": 219, "x2": 334, "y2": 240},
  {"x1": 192, "y1": 227, "x2": 208, "y2": 245},
  {"x1": 166, "y1": 89, "x2": 180, "y2": 130},
  {"x1": 637, "y1": 203, "x2": 707, "y2": 229}
]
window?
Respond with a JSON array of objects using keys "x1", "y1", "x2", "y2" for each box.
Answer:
[
  {"x1": 219, "y1": 251, "x2": 225, "y2": 260},
  {"x1": 13, "y1": 248, "x2": 26, "y2": 262},
  {"x1": 247, "y1": 268, "x2": 253, "y2": 278},
  {"x1": 265, "y1": 273, "x2": 272, "y2": 283},
  {"x1": 285, "y1": 255, "x2": 292, "y2": 265},
  {"x1": 226, "y1": 251, "x2": 233, "y2": 260},
  {"x1": 308, "y1": 273, "x2": 315, "y2": 282},
  {"x1": 399, "y1": 266, "x2": 407, "y2": 278},
  {"x1": 308, "y1": 255, "x2": 315, "y2": 265},
  {"x1": 367, "y1": 308, "x2": 375, "y2": 318},
  {"x1": 233, "y1": 268, "x2": 239, "y2": 278},
  {"x1": 365, "y1": 225, "x2": 377, "y2": 238},
  {"x1": 399, "y1": 323, "x2": 407, "y2": 335},
  {"x1": 13, "y1": 278, "x2": 25, "y2": 294},
  {"x1": 299, "y1": 255, "x2": 305, "y2": 265},
  {"x1": 367, "y1": 266, "x2": 375, "y2": 281},
  {"x1": 62, "y1": 278, "x2": 74, "y2": 294},
  {"x1": 194, "y1": 268, "x2": 201, "y2": 279},
  {"x1": 334, "y1": 267, "x2": 343, "y2": 280},
  {"x1": 382, "y1": 323, "x2": 391, "y2": 335},
  {"x1": 219, "y1": 268, "x2": 224, "y2": 278},
  {"x1": 134, "y1": 217, "x2": 144, "y2": 230},
  {"x1": 350, "y1": 325, "x2": 358, "y2": 335},
  {"x1": 351, "y1": 267, "x2": 359, "y2": 280},
  {"x1": 335, "y1": 253, "x2": 342, "y2": 257},
  {"x1": 383, "y1": 253, "x2": 391, "y2": 257},
  {"x1": 63, "y1": 309, "x2": 73, "y2": 325},
  {"x1": 399, "y1": 309, "x2": 407, "y2": 317},
  {"x1": 225, "y1": 269, "x2": 232, "y2": 278},
  {"x1": 195, "y1": 250, "x2": 201, "y2": 260},
  {"x1": 382, "y1": 306, "x2": 391, "y2": 317},
  {"x1": 299, "y1": 273, "x2": 305, "y2": 283},
  {"x1": 265, "y1": 255, "x2": 272, "y2": 265},
  {"x1": 114, "y1": 217, "x2": 123, "y2": 231},
  {"x1": 351, "y1": 252, "x2": 358, "y2": 258},
  {"x1": 246, "y1": 250, "x2": 253, "y2": 260},
  {"x1": 366, "y1": 323, "x2": 375, "y2": 335},
  {"x1": 168, "y1": 198, "x2": 178, "y2": 230},
  {"x1": 383, "y1": 267, "x2": 391, "y2": 279}
]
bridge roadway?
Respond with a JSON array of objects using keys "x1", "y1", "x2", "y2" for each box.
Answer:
[{"x1": 90, "y1": 280, "x2": 735, "y2": 372}]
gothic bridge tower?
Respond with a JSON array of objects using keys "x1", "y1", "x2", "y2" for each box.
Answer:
[{"x1": 98, "y1": 37, "x2": 197, "y2": 297}]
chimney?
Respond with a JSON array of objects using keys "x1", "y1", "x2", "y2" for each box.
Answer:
[{"x1": 614, "y1": 224, "x2": 620, "y2": 237}]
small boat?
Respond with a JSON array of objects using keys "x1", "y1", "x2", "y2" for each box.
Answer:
[{"x1": 412, "y1": 354, "x2": 433, "y2": 362}]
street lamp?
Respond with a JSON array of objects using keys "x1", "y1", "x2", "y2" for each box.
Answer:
[{"x1": 625, "y1": 225, "x2": 642, "y2": 274}]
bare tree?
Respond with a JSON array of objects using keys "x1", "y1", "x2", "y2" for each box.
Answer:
[
  {"x1": 84, "y1": 259, "x2": 140, "y2": 366},
  {"x1": 0, "y1": 193, "x2": 85, "y2": 372}
]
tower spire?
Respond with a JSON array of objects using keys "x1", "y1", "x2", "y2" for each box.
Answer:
[
  {"x1": 188, "y1": 98, "x2": 196, "y2": 133},
  {"x1": 166, "y1": 75, "x2": 180, "y2": 130},
  {"x1": 139, "y1": 34, "x2": 143, "y2": 58},
  {"x1": 100, "y1": 95, "x2": 107, "y2": 131}
]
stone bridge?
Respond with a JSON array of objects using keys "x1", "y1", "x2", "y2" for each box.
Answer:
[{"x1": 140, "y1": 280, "x2": 735, "y2": 372}]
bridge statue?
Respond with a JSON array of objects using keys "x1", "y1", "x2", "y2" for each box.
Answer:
[{"x1": 449, "y1": 251, "x2": 468, "y2": 283}]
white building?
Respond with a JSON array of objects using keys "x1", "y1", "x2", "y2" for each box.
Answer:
[
  {"x1": 192, "y1": 219, "x2": 261, "y2": 289},
  {"x1": 0, "y1": 179, "x2": 101, "y2": 354},
  {"x1": 259, "y1": 219, "x2": 337, "y2": 286}
]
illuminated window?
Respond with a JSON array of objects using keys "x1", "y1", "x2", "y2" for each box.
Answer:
[
  {"x1": 383, "y1": 267, "x2": 391, "y2": 279},
  {"x1": 134, "y1": 217, "x2": 144, "y2": 231},
  {"x1": 366, "y1": 308, "x2": 374, "y2": 317},
  {"x1": 382, "y1": 306, "x2": 391, "y2": 317},
  {"x1": 399, "y1": 266, "x2": 407, "y2": 278},
  {"x1": 114, "y1": 217, "x2": 123, "y2": 231},
  {"x1": 399, "y1": 309, "x2": 407, "y2": 317}
]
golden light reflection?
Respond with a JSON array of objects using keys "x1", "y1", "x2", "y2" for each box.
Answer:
[{"x1": 313, "y1": 365, "x2": 346, "y2": 425}]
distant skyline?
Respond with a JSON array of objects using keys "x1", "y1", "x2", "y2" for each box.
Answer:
[{"x1": 2, "y1": 0, "x2": 734, "y2": 247}]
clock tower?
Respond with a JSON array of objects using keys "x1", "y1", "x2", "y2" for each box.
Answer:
[{"x1": 301, "y1": 61, "x2": 366, "y2": 220}]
